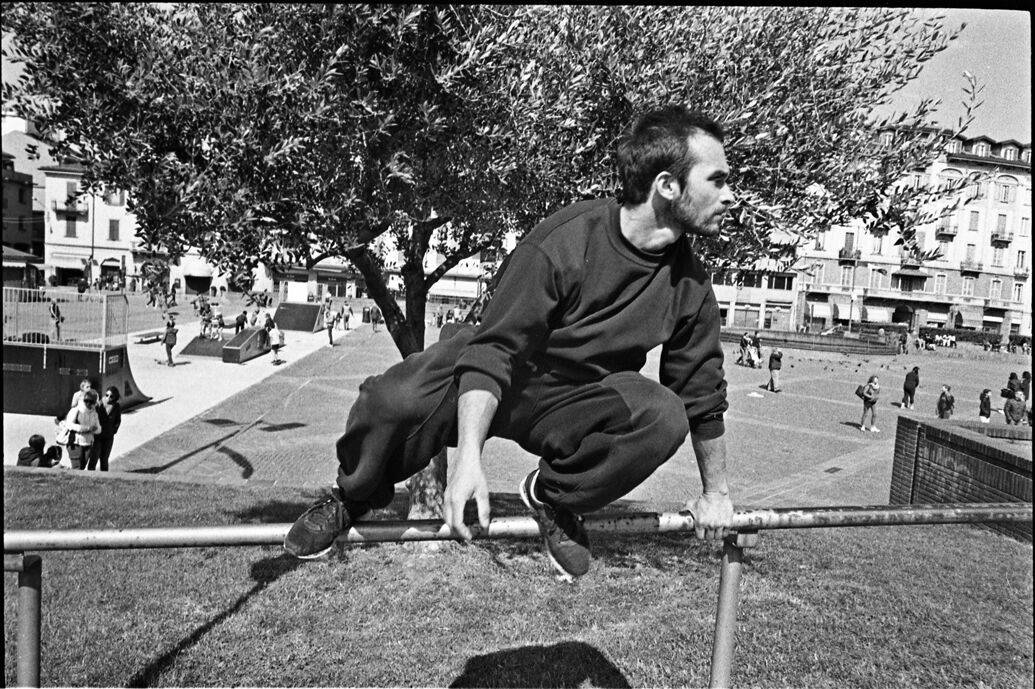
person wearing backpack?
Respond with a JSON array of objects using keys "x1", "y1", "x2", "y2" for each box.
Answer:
[
  {"x1": 858, "y1": 375, "x2": 880, "y2": 433},
  {"x1": 62, "y1": 389, "x2": 102, "y2": 470}
]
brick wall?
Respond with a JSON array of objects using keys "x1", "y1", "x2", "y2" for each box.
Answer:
[{"x1": 890, "y1": 416, "x2": 1032, "y2": 542}]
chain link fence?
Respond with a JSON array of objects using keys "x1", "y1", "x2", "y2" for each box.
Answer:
[{"x1": 2, "y1": 287, "x2": 129, "y2": 350}]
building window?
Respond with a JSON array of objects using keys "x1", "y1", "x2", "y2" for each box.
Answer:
[
  {"x1": 974, "y1": 142, "x2": 990, "y2": 156},
  {"x1": 962, "y1": 276, "x2": 974, "y2": 296},
  {"x1": 880, "y1": 132, "x2": 894, "y2": 147},
  {"x1": 1003, "y1": 147, "x2": 1018, "y2": 161},
  {"x1": 18, "y1": 187, "x2": 26, "y2": 204},
  {"x1": 1015, "y1": 283, "x2": 1026, "y2": 302},
  {"x1": 1018, "y1": 250, "x2": 1027, "y2": 269},
  {"x1": 868, "y1": 268, "x2": 881, "y2": 289},
  {"x1": 840, "y1": 266, "x2": 853, "y2": 287},
  {"x1": 965, "y1": 244, "x2": 976, "y2": 261},
  {"x1": 65, "y1": 217, "x2": 76, "y2": 238},
  {"x1": 992, "y1": 247, "x2": 1004, "y2": 267},
  {"x1": 996, "y1": 214, "x2": 1008, "y2": 233},
  {"x1": 872, "y1": 233, "x2": 883, "y2": 254},
  {"x1": 767, "y1": 274, "x2": 793, "y2": 290},
  {"x1": 969, "y1": 211, "x2": 979, "y2": 231},
  {"x1": 1023, "y1": 149, "x2": 1032, "y2": 163},
  {"x1": 814, "y1": 263, "x2": 825, "y2": 285},
  {"x1": 813, "y1": 232, "x2": 824, "y2": 251},
  {"x1": 65, "y1": 181, "x2": 78, "y2": 207},
  {"x1": 1021, "y1": 218, "x2": 1030, "y2": 236},
  {"x1": 997, "y1": 178, "x2": 1018, "y2": 203},
  {"x1": 934, "y1": 274, "x2": 947, "y2": 294},
  {"x1": 989, "y1": 279, "x2": 1002, "y2": 300},
  {"x1": 945, "y1": 139, "x2": 961, "y2": 154},
  {"x1": 108, "y1": 219, "x2": 120, "y2": 241}
]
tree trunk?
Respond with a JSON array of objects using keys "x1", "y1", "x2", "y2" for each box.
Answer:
[{"x1": 344, "y1": 245, "x2": 421, "y2": 357}]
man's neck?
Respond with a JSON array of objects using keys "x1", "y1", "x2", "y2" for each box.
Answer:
[{"x1": 619, "y1": 202, "x2": 682, "y2": 253}]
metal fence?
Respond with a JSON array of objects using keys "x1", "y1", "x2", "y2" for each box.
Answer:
[
  {"x1": 4, "y1": 502, "x2": 1032, "y2": 688},
  {"x1": 2, "y1": 287, "x2": 129, "y2": 350}
]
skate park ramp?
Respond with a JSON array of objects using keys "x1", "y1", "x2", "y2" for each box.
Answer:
[
  {"x1": 179, "y1": 336, "x2": 227, "y2": 358},
  {"x1": 2, "y1": 342, "x2": 151, "y2": 416},
  {"x1": 222, "y1": 327, "x2": 271, "y2": 364},
  {"x1": 272, "y1": 302, "x2": 324, "y2": 332}
]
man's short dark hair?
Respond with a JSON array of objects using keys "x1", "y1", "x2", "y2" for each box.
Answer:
[
  {"x1": 28, "y1": 434, "x2": 45, "y2": 450},
  {"x1": 616, "y1": 105, "x2": 725, "y2": 205}
]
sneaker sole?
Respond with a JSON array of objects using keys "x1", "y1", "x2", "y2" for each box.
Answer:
[
  {"x1": 519, "y1": 472, "x2": 582, "y2": 580},
  {"x1": 284, "y1": 541, "x2": 334, "y2": 560}
]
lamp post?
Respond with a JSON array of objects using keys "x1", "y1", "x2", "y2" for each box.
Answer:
[{"x1": 88, "y1": 193, "x2": 96, "y2": 286}]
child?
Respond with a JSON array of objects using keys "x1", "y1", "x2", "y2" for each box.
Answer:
[
  {"x1": 270, "y1": 323, "x2": 285, "y2": 364},
  {"x1": 17, "y1": 434, "x2": 61, "y2": 468}
]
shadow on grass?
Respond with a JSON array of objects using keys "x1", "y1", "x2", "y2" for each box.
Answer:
[
  {"x1": 125, "y1": 553, "x2": 301, "y2": 688},
  {"x1": 449, "y1": 640, "x2": 631, "y2": 688},
  {"x1": 840, "y1": 420, "x2": 863, "y2": 430}
]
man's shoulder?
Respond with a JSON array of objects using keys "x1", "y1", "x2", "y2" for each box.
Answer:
[{"x1": 523, "y1": 198, "x2": 616, "y2": 250}]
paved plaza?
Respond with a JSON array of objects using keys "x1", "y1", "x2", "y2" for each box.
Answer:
[{"x1": 7, "y1": 314, "x2": 1028, "y2": 514}]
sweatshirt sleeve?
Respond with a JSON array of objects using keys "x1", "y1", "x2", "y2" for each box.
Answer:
[
  {"x1": 454, "y1": 244, "x2": 565, "y2": 400},
  {"x1": 659, "y1": 286, "x2": 728, "y2": 440}
]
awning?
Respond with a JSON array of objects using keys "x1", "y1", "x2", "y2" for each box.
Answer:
[
  {"x1": 806, "y1": 302, "x2": 831, "y2": 318},
  {"x1": 46, "y1": 253, "x2": 88, "y2": 269},
  {"x1": 982, "y1": 314, "x2": 1004, "y2": 323},
  {"x1": 100, "y1": 257, "x2": 121, "y2": 266},
  {"x1": 179, "y1": 256, "x2": 214, "y2": 277},
  {"x1": 862, "y1": 306, "x2": 892, "y2": 323},
  {"x1": 2, "y1": 246, "x2": 43, "y2": 268},
  {"x1": 892, "y1": 269, "x2": 930, "y2": 278},
  {"x1": 926, "y1": 312, "x2": 947, "y2": 323}
]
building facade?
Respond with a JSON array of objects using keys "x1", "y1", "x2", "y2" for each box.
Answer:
[{"x1": 793, "y1": 133, "x2": 1031, "y2": 337}]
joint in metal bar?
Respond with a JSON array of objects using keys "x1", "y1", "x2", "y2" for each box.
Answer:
[{"x1": 730, "y1": 530, "x2": 759, "y2": 548}]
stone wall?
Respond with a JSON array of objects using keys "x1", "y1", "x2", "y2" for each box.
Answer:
[{"x1": 890, "y1": 416, "x2": 1032, "y2": 542}]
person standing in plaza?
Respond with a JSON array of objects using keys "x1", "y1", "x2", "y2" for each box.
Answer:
[
  {"x1": 284, "y1": 105, "x2": 736, "y2": 578},
  {"x1": 859, "y1": 375, "x2": 880, "y2": 433},
  {"x1": 1004, "y1": 390, "x2": 1026, "y2": 425},
  {"x1": 898, "y1": 330, "x2": 908, "y2": 355},
  {"x1": 234, "y1": 309, "x2": 248, "y2": 335},
  {"x1": 63, "y1": 389, "x2": 101, "y2": 470},
  {"x1": 901, "y1": 366, "x2": 919, "y2": 410},
  {"x1": 936, "y1": 385, "x2": 955, "y2": 420},
  {"x1": 161, "y1": 318, "x2": 178, "y2": 367},
  {"x1": 324, "y1": 298, "x2": 338, "y2": 347},
  {"x1": 370, "y1": 303, "x2": 382, "y2": 333},
  {"x1": 49, "y1": 297, "x2": 63, "y2": 341},
  {"x1": 70, "y1": 378, "x2": 93, "y2": 409},
  {"x1": 752, "y1": 330, "x2": 763, "y2": 367},
  {"x1": 737, "y1": 331, "x2": 751, "y2": 366},
  {"x1": 88, "y1": 386, "x2": 122, "y2": 471},
  {"x1": 978, "y1": 388, "x2": 992, "y2": 423},
  {"x1": 340, "y1": 302, "x2": 354, "y2": 331},
  {"x1": 269, "y1": 322, "x2": 285, "y2": 364},
  {"x1": 766, "y1": 346, "x2": 782, "y2": 392}
]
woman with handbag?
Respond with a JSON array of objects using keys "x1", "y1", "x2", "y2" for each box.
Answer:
[
  {"x1": 88, "y1": 386, "x2": 122, "y2": 471},
  {"x1": 63, "y1": 389, "x2": 102, "y2": 470},
  {"x1": 859, "y1": 375, "x2": 881, "y2": 433}
]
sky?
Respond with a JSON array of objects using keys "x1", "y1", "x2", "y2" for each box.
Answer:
[{"x1": 2, "y1": 8, "x2": 1031, "y2": 142}]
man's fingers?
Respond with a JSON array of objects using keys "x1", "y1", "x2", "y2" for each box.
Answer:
[{"x1": 476, "y1": 486, "x2": 491, "y2": 529}]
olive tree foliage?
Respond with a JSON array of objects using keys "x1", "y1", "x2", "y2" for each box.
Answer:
[
  {"x1": 498, "y1": 6, "x2": 983, "y2": 278},
  {"x1": 3, "y1": 3, "x2": 540, "y2": 356}
]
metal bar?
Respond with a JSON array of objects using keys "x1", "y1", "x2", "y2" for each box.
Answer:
[
  {"x1": 709, "y1": 538, "x2": 745, "y2": 689},
  {"x1": 18, "y1": 554, "x2": 42, "y2": 688},
  {"x1": 4, "y1": 503, "x2": 1030, "y2": 553}
]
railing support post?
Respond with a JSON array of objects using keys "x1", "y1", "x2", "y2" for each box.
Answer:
[
  {"x1": 709, "y1": 532, "x2": 756, "y2": 689},
  {"x1": 18, "y1": 554, "x2": 43, "y2": 688}
]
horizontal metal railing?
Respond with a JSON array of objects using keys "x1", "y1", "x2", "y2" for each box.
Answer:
[{"x1": 4, "y1": 502, "x2": 1033, "y2": 688}]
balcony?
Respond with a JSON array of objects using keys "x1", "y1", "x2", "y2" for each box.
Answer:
[
  {"x1": 960, "y1": 260, "x2": 983, "y2": 274},
  {"x1": 934, "y1": 224, "x2": 958, "y2": 239},
  {"x1": 860, "y1": 285, "x2": 954, "y2": 304},
  {"x1": 837, "y1": 247, "x2": 862, "y2": 263},
  {"x1": 899, "y1": 253, "x2": 922, "y2": 269},
  {"x1": 985, "y1": 297, "x2": 1011, "y2": 310},
  {"x1": 1014, "y1": 265, "x2": 1030, "y2": 279},
  {"x1": 50, "y1": 199, "x2": 88, "y2": 217},
  {"x1": 990, "y1": 230, "x2": 1014, "y2": 245}
]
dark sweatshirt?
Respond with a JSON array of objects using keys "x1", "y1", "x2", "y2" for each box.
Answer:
[{"x1": 454, "y1": 199, "x2": 728, "y2": 440}]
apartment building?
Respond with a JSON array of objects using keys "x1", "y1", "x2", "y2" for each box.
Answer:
[{"x1": 794, "y1": 133, "x2": 1032, "y2": 337}]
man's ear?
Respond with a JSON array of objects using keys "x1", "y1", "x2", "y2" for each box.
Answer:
[{"x1": 652, "y1": 170, "x2": 682, "y2": 201}]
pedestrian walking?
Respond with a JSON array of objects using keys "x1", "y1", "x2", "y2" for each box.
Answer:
[
  {"x1": 283, "y1": 104, "x2": 736, "y2": 578},
  {"x1": 340, "y1": 302, "x2": 354, "y2": 330},
  {"x1": 766, "y1": 346, "x2": 782, "y2": 392},
  {"x1": 737, "y1": 331, "x2": 751, "y2": 366},
  {"x1": 1004, "y1": 390, "x2": 1026, "y2": 425},
  {"x1": 161, "y1": 319, "x2": 178, "y2": 366},
  {"x1": 49, "y1": 298, "x2": 63, "y2": 341},
  {"x1": 752, "y1": 331, "x2": 763, "y2": 366},
  {"x1": 249, "y1": 307, "x2": 259, "y2": 327},
  {"x1": 978, "y1": 389, "x2": 992, "y2": 423},
  {"x1": 88, "y1": 386, "x2": 122, "y2": 471},
  {"x1": 898, "y1": 330, "x2": 908, "y2": 355},
  {"x1": 936, "y1": 385, "x2": 955, "y2": 420},
  {"x1": 901, "y1": 366, "x2": 919, "y2": 410},
  {"x1": 62, "y1": 389, "x2": 101, "y2": 470},
  {"x1": 858, "y1": 375, "x2": 880, "y2": 432},
  {"x1": 234, "y1": 310, "x2": 248, "y2": 335}
]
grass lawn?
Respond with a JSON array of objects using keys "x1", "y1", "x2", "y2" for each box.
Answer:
[{"x1": 4, "y1": 470, "x2": 1033, "y2": 688}]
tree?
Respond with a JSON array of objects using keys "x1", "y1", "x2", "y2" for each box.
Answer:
[{"x1": 4, "y1": 5, "x2": 978, "y2": 518}]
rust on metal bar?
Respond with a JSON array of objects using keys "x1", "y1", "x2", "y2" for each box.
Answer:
[{"x1": 3, "y1": 503, "x2": 1031, "y2": 553}]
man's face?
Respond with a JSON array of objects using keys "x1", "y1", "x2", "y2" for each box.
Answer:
[{"x1": 669, "y1": 133, "x2": 734, "y2": 237}]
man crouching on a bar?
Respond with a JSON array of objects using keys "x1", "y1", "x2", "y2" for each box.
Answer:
[{"x1": 285, "y1": 104, "x2": 736, "y2": 580}]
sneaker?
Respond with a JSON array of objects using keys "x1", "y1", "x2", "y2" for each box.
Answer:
[
  {"x1": 871, "y1": 427, "x2": 881, "y2": 433},
  {"x1": 519, "y1": 470, "x2": 591, "y2": 579},
  {"x1": 284, "y1": 489, "x2": 353, "y2": 559}
]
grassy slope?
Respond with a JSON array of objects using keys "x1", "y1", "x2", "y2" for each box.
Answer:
[{"x1": 3, "y1": 470, "x2": 1032, "y2": 688}]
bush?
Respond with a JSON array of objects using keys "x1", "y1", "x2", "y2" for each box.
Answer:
[{"x1": 919, "y1": 327, "x2": 1000, "y2": 345}]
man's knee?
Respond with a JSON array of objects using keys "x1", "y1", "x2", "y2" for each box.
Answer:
[{"x1": 643, "y1": 391, "x2": 690, "y2": 453}]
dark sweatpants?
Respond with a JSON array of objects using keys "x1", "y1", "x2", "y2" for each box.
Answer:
[{"x1": 335, "y1": 328, "x2": 690, "y2": 515}]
